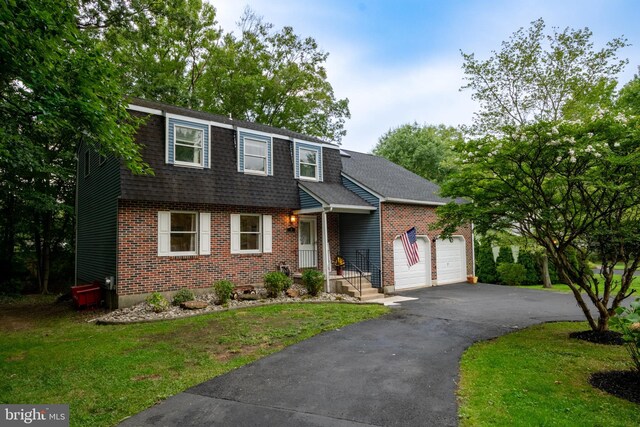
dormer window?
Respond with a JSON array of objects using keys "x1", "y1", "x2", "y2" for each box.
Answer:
[
  {"x1": 166, "y1": 115, "x2": 210, "y2": 168},
  {"x1": 299, "y1": 148, "x2": 317, "y2": 179},
  {"x1": 237, "y1": 128, "x2": 273, "y2": 176},
  {"x1": 294, "y1": 140, "x2": 323, "y2": 182},
  {"x1": 244, "y1": 138, "x2": 267, "y2": 174},
  {"x1": 174, "y1": 125, "x2": 203, "y2": 165}
]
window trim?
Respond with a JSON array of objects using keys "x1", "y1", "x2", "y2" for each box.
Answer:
[
  {"x1": 230, "y1": 214, "x2": 272, "y2": 254},
  {"x1": 238, "y1": 213, "x2": 262, "y2": 254},
  {"x1": 243, "y1": 137, "x2": 268, "y2": 176},
  {"x1": 298, "y1": 147, "x2": 319, "y2": 181},
  {"x1": 173, "y1": 124, "x2": 204, "y2": 167},
  {"x1": 169, "y1": 211, "x2": 198, "y2": 256}
]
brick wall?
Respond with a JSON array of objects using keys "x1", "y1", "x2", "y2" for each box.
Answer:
[
  {"x1": 380, "y1": 202, "x2": 473, "y2": 286},
  {"x1": 117, "y1": 200, "x2": 339, "y2": 298}
]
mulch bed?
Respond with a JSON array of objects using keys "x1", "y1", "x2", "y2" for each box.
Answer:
[
  {"x1": 589, "y1": 370, "x2": 640, "y2": 405},
  {"x1": 569, "y1": 330, "x2": 624, "y2": 345}
]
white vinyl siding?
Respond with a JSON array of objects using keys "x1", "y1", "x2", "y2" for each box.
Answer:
[
  {"x1": 230, "y1": 214, "x2": 273, "y2": 254},
  {"x1": 158, "y1": 211, "x2": 211, "y2": 256}
]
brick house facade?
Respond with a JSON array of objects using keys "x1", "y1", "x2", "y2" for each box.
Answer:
[{"x1": 76, "y1": 99, "x2": 474, "y2": 307}]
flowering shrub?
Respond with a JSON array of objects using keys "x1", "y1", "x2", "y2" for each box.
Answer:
[{"x1": 612, "y1": 298, "x2": 640, "y2": 373}]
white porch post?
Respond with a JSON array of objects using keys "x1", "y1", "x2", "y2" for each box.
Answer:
[{"x1": 322, "y1": 209, "x2": 331, "y2": 292}]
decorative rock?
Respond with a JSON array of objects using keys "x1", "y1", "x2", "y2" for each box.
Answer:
[
  {"x1": 180, "y1": 300, "x2": 208, "y2": 310},
  {"x1": 239, "y1": 294, "x2": 260, "y2": 301},
  {"x1": 96, "y1": 289, "x2": 361, "y2": 324},
  {"x1": 286, "y1": 288, "x2": 300, "y2": 298}
]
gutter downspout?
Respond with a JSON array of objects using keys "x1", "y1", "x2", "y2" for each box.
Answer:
[
  {"x1": 471, "y1": 222, "x2": 476, "y2": 277},
  {"x1": 322, "y1": 207, "x2": 332, "y2": 292}
]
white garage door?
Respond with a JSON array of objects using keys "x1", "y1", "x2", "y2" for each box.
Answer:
[
  {"x1": 394, "y1": 236, "x2": 431, "y2": 290},
  {"x1": 436, "y1": 236, "x2": 467, "y2": 285}
]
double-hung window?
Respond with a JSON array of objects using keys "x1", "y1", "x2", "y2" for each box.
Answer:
[
  {"x1": 158, "y1": 211, "x2": 211, "y2": 256},
  {"x1": 244, "y1": 139, "x2": 267, "y2": 174},
  {"x1": 230, "y1": 214, "x2": 272, "y2": 254},
  {"x1": 166, "y1": 115, "x2": 209, "y2": 168},
  {"x1": 295, "y1": 141, "x2": 322, "y2": 181},
  {"x1": 299, "y1": 148, "x2": 318, "y2": 179},
  {"x1": 237, "y1": 129, "x2": 272, "y2": 175},
  {"x1": 174, "y1": 125, "x2": 203, "y2": 166}
]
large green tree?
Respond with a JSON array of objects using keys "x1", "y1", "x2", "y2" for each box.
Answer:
[
  {"x1": 373, "y1": 123, "x2": 460, "y2": 184},
  {"x1": 101, "y1": 4, "x2": 350, "y2": 142},
  {"x1": 436, "y1": 19, "x2": 639, "y2": 332},
  {"x1": 0, "y1": 0, "x2": 148, "y2": 293}
]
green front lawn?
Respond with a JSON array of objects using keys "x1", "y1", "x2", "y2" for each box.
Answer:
[
  {"x1": 517, "y1": 274, "x2": 640, "y2": 295},
  {"x1": 458, "y1": 322, "x2": 638, "y2": 426},
  {"x1": 0, "y1": 297, "x2": 388, "y2": 427}
]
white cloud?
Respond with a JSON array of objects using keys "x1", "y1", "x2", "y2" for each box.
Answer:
[{"x1": 331, "y1": 57, "x2": 476, "y2": 152}]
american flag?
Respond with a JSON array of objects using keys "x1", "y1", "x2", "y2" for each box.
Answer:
[{"x1": 401, "y1": 227, "x2": 420, "y2": 267}]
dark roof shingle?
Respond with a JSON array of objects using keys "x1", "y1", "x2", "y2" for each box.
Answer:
[
  {"x1": 341, "y1": 150, "x2": 463, "y2": 205},
  {"x1": 299, "y1": 182, "x2": 373, "y2": 207}
]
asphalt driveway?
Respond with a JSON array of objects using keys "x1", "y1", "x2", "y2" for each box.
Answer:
[{"x1": 120, "y1": 283, "x2": 587, "y2": 426}]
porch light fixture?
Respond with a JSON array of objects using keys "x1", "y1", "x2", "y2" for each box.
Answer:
[{"x1": 287, "y1": 212, "x2": 297, "y2": 232}]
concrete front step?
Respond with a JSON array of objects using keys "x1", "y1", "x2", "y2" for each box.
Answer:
[{"x1": 338, "y1": 280, "x2": 381, "y2": 301}]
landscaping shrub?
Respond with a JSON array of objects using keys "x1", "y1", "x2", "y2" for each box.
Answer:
[
  {"x1": 146, "y1": 292, "x2": 169, "y2": 312},
  {"x1": 213, "y1": 280, "x2": 234, "y2": 304},
  {"x1": 476, "y1": 243, "x2": 498, "y2": 284},
  {"x1": 301, "y1": 269, "x2": 324, "y2": 296},
  {"x1": 496, "y1": 262, "x2": 526, "y2": 286},
  {"x1": 612, "y1": 298, "x2": 640, "y2": 373},
  {"x1": 263, "y1": 271, "x2": 292, "y2": 298},
  {"x1": 172, "y1": 288, "x2": 195, "y2": 306},
  {"x1": 496, "y1": 246, "x2": 514, "y2": 265},
  {"x1": 517, "y1": 251, "x2": 541, "y2": 285}
]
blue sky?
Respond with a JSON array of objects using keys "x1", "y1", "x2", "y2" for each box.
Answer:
[{"x1": 213, "y1": 0, "x2": 640, "y2": 152}]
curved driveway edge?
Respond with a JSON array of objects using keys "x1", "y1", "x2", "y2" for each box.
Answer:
[{"x1": 119, "y1": 283, "x2": 587, "y2": 426}]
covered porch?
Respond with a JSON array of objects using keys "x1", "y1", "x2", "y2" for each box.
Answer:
[{"x1": 296, "y1": 182, "x2": 382, "y2": 299}]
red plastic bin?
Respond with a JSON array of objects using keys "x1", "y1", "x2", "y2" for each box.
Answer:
[{"x1": 71, "y1": 283, "x2": 101, "y2": 309}]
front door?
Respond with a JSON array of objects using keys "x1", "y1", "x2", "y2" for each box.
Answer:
[{"x1": 298, "y1": 217, "x2": 317, "y2": 268}]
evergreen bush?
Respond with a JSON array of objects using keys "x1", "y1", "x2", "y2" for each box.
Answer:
[
  {"x1": 496, "y1": 263, "x2": 526, "y2": 286},
  {"x1": 496, "y1": 246, "x2": 514, "y2": 265},
  {"x1": 517, "y1": 251, "x2": 541, "y2": 285},
  {"x1": 476, "y1": 243, "x2": 498, "y2": 284},
  {"x1": 172, "y1": 288, "x2": 195, "y2": 306},
  {"x1": 301, "y1": 269, "x2": 324, "y2": 296},
  {"x1": 263, "y1": 271, "x2": 292, "y2": 297},
  {"x1": 213, "y1": 280, "x2": 234, "y2": 304}
]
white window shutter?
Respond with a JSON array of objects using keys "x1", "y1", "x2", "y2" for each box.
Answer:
[
  {"x1": 263, "y1": 215, "x2": 272, "y2": 253},
  {"x1": 158, "y1": 211, "x2": 171, "y2": 256},
  {"x1": 199, "y1": 212, "x2": 211, "y2": 255},
  {"x1": 230, "y1": 214, "x2": 240, "y2": 253}
]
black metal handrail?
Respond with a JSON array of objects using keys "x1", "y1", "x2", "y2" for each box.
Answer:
[
  {"x1": 341, "y1": 259, "x2": 363, "y2": 296},
  {"x1": 355, "y1": 249, "x2": 382, "y2": 288}
]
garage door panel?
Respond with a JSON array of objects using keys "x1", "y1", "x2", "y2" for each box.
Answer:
[
  {"x1": 436, "y1": 237, "x2": 467, "y2": 285},
  {"x1": 394, "y1": 237, "x2": 431, "y2": 290}
]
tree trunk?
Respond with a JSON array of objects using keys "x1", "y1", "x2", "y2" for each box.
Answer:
[{"x1": 541, "y1": 254, "x2": 552, "y2": 289}]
